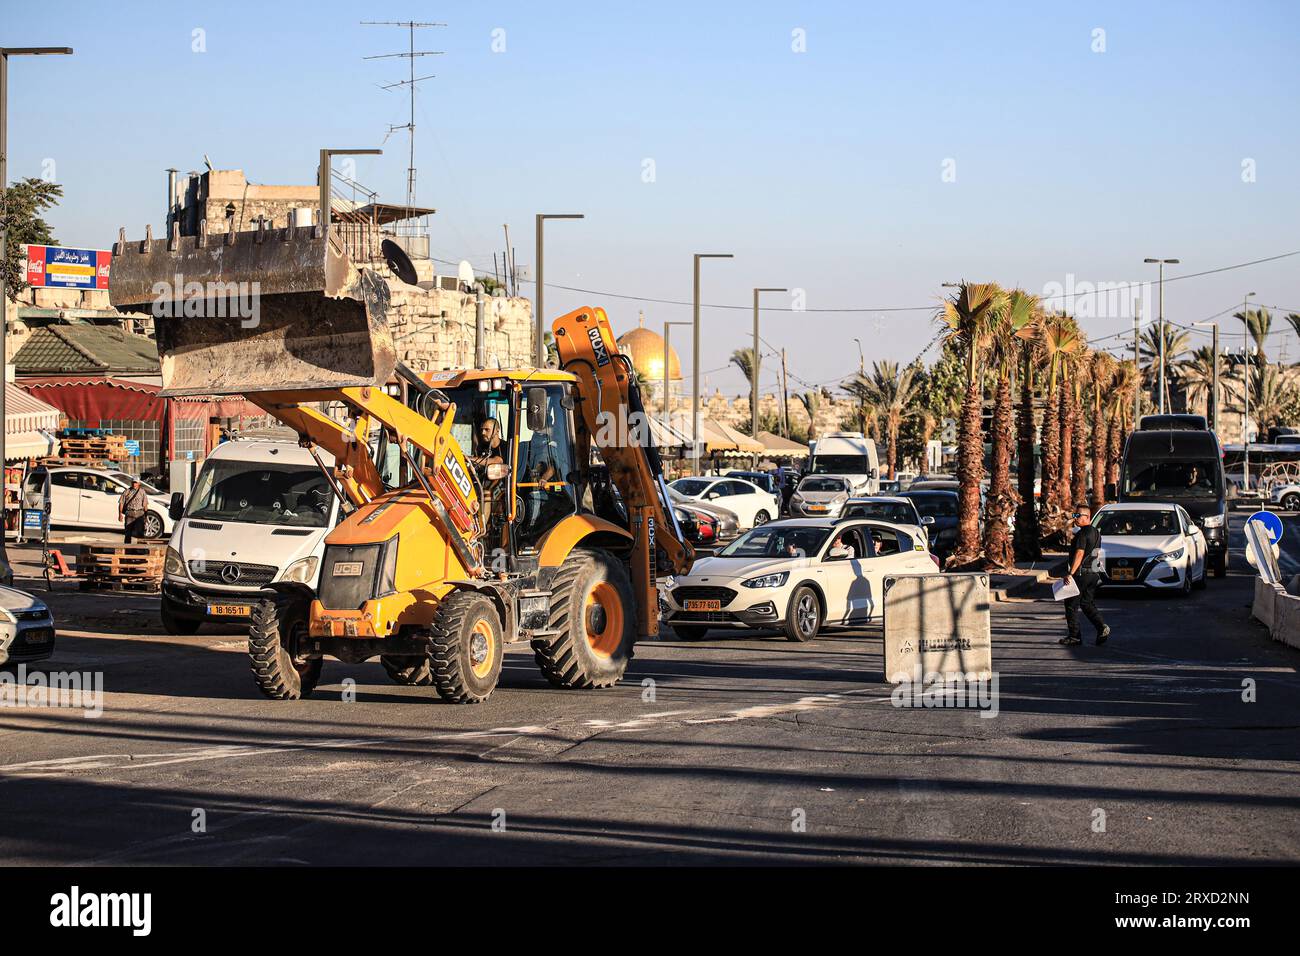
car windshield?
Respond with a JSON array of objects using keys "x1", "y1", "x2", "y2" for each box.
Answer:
[
  {"x1": 810, "y1": 454, "x2": 868, "y2": 475},
  {"x1": 843, "y1": 502, "x2": 915, "y2": 523},
  {"x1": 718, "y1": 525, "x2": 831, "y2": 558},
  {"x1": 186, "y1": 460, "x2": 332, "y2": 527},
  {"x1": 1094, "y1": 509, "x2": 1178, "y2": 536},
  {"x1": 672, "y1": 478, "x2": 712, "y2": 496},
  {"x1": 1123, "y1": 460, "x2": 1219, "y2": 498},
  {"x1": 800, "y1": 477, "x2": 848, "y2": 493},
  {"x1": 111, "y1": 472, "x2": 160, "y2": 494},
  {"x1": 904, "y1": 494, "x2": 958, "y2": 518}
]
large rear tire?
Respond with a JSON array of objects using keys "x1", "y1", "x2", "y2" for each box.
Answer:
[
  {"x1": 381, "y1": 654, "x2": 433, "y2": 686},
  {"x1": 429, "y1": 591, "x2": 503, "y2": 703},
  {"x1": 249, "y1": 597, "x2": 321, "y2": 700},
  {"x1": 533, "y1": 548, "x2": 636, "y2": 689}
]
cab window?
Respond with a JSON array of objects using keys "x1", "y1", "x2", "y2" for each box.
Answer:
[{"x1": 515, "y1": 384, "x2": 577, "y2": 548}]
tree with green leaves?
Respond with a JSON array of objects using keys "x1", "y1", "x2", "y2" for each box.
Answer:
[
  {"x1": 845, "y1": 361, "x2": 918, "y2": 481},
  {"x1": 983, "y1": 289, "x2": 1038, "y2": 569},
  {"x1": 2, "y1": 177, "x2": 63, "y2": 303}
]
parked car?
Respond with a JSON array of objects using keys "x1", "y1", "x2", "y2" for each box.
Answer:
[
  {"x1": 161, "y1": 440, "x2": 340, "y2": 634},
  {"x1": 1092, "y1": 503, "x2": 1207, "y2": 595},
  {"x1": 806, "y1": 432, "x2": 880, "y2": 495},
  {"x1": 660, "y1": 517, "x2": 936, "y2": 642},
  {"x1": 724, "y1": 470, "x2": 779, "y2": 496},
  {"x1": 669, "y1": 476, "x2": 779, "y2": 530},
  {"x1": 909, "y1": 478, "x2": 960, "y2": 493},
  {"x1": 0, "y1": 586, "x2": 56, "y2": 665},
  {"x1": 668, "y1": 488, "x2": 741, "y2": 548},
  {"x1": 839, "y1": 496, "x2": 932, "y2": 547},
  {"x1": 24, "y1": 466, "x2": 175, "y2": 539},
  {"x1": 1270, "y1": 481, "x2": 1300, "y2": 512},
  {"x1": 789, "y1": 475, "x2": 853, "y2": 518},
  {"x1": 899, "y1": 489, "x2": 959, "y2": 564}
]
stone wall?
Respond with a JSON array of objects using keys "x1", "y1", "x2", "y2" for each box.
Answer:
[
  {"x1": 384, "y1": 280, "x2": 534, "y2": 372},
  {"x1": 177, "y1": 169, "x2": 319, "y2": 235}
]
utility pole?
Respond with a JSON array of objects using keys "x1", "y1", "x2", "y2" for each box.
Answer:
[
  {"x1": 1144, "y1": 257, "x2": 1179, "y2": 415},
  {"x1": 691, "y1": 253, "x2": 733, "y2": 469},
  {"x1": 1243, "y1": 291, "x2": 1257, "y2": 490},
  {"x1": 780, "y1": 348, "x2": 791, "y2": 439},
  {"x1": 1133, "y1": 299, "x2": 1142, "y2": 426},
  {"x1": 0, "y1": 47, "x2": 72, "y2": 571},
  {"x1": 535, "y1": 214, "x2": 584, "y2": 366},
  {"x1": 751, "y1": 287, "x2": 786, "y2": 462},
  {"x1": 362, "y1": 20, "x2": 444, "y2": 222},
  {"x1": 663, "y1": 320, "x2": 691, "y2": 427}
]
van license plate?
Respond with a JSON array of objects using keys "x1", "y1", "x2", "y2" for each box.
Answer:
[
  {"x1": 684, "y1": 600, "x2": 722, "y2": 611},
  {"x1": 332, "y1": 562, "x2": 363, "y2": 577},
  {"x1": 208, "y1": 604, "x2": 251, "y2": 617}
]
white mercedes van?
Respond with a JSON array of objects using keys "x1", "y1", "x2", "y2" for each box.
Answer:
[
  {"x1": 160, "y1": 440, "x2": 339, "y2": 634},
  {"x1": 806, "y1": 432, "x2": 881, "y2": 496}
]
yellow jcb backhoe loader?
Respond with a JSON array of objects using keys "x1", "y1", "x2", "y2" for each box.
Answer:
[{"x1": 109, "y1": 222, "x2": 693, "y2": 702}]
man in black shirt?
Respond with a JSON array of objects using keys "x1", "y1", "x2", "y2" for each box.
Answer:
[{"x1": 1059, "y1": 503, "x2": 1111, "y2": 646}]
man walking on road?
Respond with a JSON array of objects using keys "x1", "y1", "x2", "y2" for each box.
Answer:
[
  {"x1": 1059, "y1": 503, "x2": 1111, "y2": 646},
  {"x1": 118, "y1": 478, "x2": 149, "y2": 544}
]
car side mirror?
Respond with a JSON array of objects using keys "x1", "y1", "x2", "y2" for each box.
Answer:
[
  {"x1": 921, "y1": 515, "x2": 935, "y2": 525},
  {"x1": 169, "y1": 492, "x2": 185, "y2": 521},
  {"x1": 526, "y1": 387, "x2": 548, "y2": 432}
]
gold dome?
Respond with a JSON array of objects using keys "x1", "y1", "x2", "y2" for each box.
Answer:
[{"x1": 617, "y1": 312, "x2": 681, "y2": 382}]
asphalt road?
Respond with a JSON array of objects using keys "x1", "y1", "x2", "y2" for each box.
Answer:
[{"x1": 0, "y1": 513, "x2": 1296, "y2": 865}]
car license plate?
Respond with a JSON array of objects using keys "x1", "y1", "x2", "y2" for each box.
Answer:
[
  {"x1": 23, "y1": 629, "x2": 51, "y2": 644},
  {"x1": 1110, "y1": 568, "x2": 1135, "y2": 582},
  {"x1": 807, "y1": 505, "x2": 827, "y2": 513},
  {"x1": 684, "y1": 600, "x2": 722, "y2": 611},
  {"x1": 208, "y1": 603, "x2": 251, "y2": 617},
  {"x1": 332, "y1": 561, "x2": 363, "y2": 577}
]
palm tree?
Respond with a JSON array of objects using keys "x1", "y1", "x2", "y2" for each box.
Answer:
[
  {"x1": 846, "y1": 361, "x2": 919, "y2": 481},
  {"x1": 1108, "y1": 361, "x2": 1139, "y2": 490},
  {"x1": 1014, "y1": 309, "x2": 1045, "y2": 561},
  {"x1": 1039, "y1": 314, "x2": 1081, "y2": 539},
  {"x1": 1235, "y1": 307, "x2": 1272, "y2": 364},
  {"x1": 795, "y1": 389, "x2": 824, "y2": 444},
  {"x1": 1139, "y1": 325, "x2": 1190, "y2": 412},
  {"x1": 1177, "y1": 346, "x2": 1219, "y2": 420},
  {"x1": 939, "y1": 282, "x2": 1005, "y2": 567},
  {"x1": 1070, "y1": 348, "x2": 1090, "y2": 508},
  {"x1": 983, "y1": 289, "x2": 1038, "y2": 569},
  {"x1": 1089, "y1": 351, "x2": 1116, "y2": 509}
]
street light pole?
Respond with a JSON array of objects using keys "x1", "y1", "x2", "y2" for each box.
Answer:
[
  {"x1": 662, "y1": 320, "x2": 691, "y2": 422},
  {"x1": 1193, "y1": 319, "x2": 1220, "y2": 434},
  {"x1": 1144, "y1": 257, "x2": 1179, "y2": 414},
  {"x1": 533, "y1": 213, "x2": 583, "y2": 367},
  {"x1": 691, "y1": 253, "x2": 732, "y2": 471},
  {"x1": 0, "y1": 46, "x2": 73, "y2": 570},
  {"x1": 752, "y1": 287, "x2": 787, "y2": 462},
  {"x1": 1243, "y1": 291, "x2": 1256, "y2": 490}
]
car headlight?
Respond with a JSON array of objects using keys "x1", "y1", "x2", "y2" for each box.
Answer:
[
  {"x1": 662, "y1": 576, "x2": 676, "y2": 591},
  {"x1": 280, "y1": 556, "x2": 320, "y2": 584},
  {"x1": 742, "y1": 571, "x2": 789, "y2": 589},
  {"x1": 1202, "y1": 513, "x2": 1224, "y2": 528},
  {"x1": 0, "y1": 607, "x2": 15, "y2": 624},
  {"x1": 164, "y1": 546, "x2": 185, "y2": 576},
  {"x1": 791, "y1": 494, "x2": 803, "y2": 505},
  {"x1": 1157, "y1": 548, "x2": 1185, "y2": 562}
]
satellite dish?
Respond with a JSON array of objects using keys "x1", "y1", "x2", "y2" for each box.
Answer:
[
  {"x1": 457, "y1": 260, "x2": 475, "y2": 290},
  {"x1": 381, "y1": 239, "x2": 420, "y2": 287}
]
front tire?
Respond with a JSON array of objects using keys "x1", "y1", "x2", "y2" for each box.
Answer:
[
  {"x1": 142, "y1": 511, "x2": 165, "y2": 539},
  {"x1": 1284, "y1": 493, "x2": 1300, "y2": 511},
  {"x1": 429, "y1": 591, "x2": 503, "y2": 703},
  {"x1": 1193, "y1": 557, "x2": 1208, "y2": 590},
  {"x1": 533, "y1": 548, "x2": 636, "y2": 688},
  {"x1": 784, "y1": 585, "x2": 822, "y2": 642},
  {"x1": 753, "y1": 510, "x2": 771, "y2": 527},
  {"x1": 249, "y1": 597, "x2": 321, "y2": 700}
]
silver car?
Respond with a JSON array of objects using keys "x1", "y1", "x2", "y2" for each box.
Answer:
[
  {"x1": 788, "y1": 475, "x2": 853, "y2": 518},
  {"x1": 0, "y1": 586, "x2": 56, "y2": 665}
]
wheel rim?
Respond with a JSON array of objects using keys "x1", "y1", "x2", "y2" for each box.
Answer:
[
  {"x1": 796, "y1": 593, "x2": 818, "y2": 635},
  {"x1": 584, "y1": 581, "x2": 624, "y2": 658},
  {"x1": 755, "y1": 511, "x2": 769, "y2": 526},
  {"x1": 144, "y1": 514, "x2": 162, "y2": 537},
  {"x1": 469, "y1": 619, "x2": 495, "y2": 678}
]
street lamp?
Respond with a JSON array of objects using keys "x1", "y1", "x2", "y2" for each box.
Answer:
[
  {"x1": 662, "y1": 320, "x2": 691, "y2": 430},
  {"x1": 0, "y1": 46, "x2": 73, "y2": 572},
  {"x1": 1242, "y1": 291, "x2": 1257, "y2": 490},
  {"x1": 534, "y1": 213, "x2": 583, "y2": 366},
  {"x1": 1143, "y1": 257, "x2": 1180, "y2": 414},
  {"x1": 691, "y1": 253, "x2": 733, "y2": 470},
  {"x1": 752, "y1": 287, "x2": 787, "y2": 461},
  {"x1": 1192, "y1": 319, "x2": 1220, "y2": 434}
]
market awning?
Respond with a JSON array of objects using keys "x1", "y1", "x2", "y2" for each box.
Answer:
[
  {"x1": 756, "y1": 430, "x2": 810, "y2": 458},
  {"x1": 6, "y1": 429, "x2": 58, "y2": 460},
  {"x1": 5, "y1": 384, "x2": 63, "y2": 461},
  {"x1": 665, "y1": 414, "x2": 764, "y2": 455}
]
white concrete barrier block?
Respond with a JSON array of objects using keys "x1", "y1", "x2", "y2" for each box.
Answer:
[
  {"x1": 1253, "y1": 577, "x2": 1283, "y2": 630},
  {"x1": 883, "y1": 573, "x2": 992, "y2": 682},
  {"x1": 1273, "y1": 592, "x2": 1300, "y2": 649}
]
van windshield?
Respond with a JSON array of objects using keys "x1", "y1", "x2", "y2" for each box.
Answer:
[
  {"x1": 810, "y1": 455, "x2": 869, "y2": 475},
  {"x1": 187, "y1": 460, "x2": 332, "y2": 527},
  {"x1": 1122, "y1": 460, "x2": 1220, "y2": 498}
]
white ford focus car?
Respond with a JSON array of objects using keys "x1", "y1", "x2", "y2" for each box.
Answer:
[
  {"x1": 669, "y1": 476, "x2": 780, "y2": 530},
  {"x1": 1092, "y1": 502, "x2": 1208, "y2": 595},
  {"x1": 660, "y1": 517, "x2": 937, "y2": 642}
]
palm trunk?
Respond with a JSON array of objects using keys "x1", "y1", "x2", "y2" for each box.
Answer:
[
  {"x1": 953, "y1": 377, "x2": 984, "y2": 567},
  {"x1": 886, "y1": 419, "x2": 898, "y2": 480},
  {"x1": 1015, "y1": 352, "x2": 1041, "y2": 560},
  {"x1": 1059, "y1": 378, "x2": 1074, "y2": 510},
  {"x1": 1071, "y1": 385, "x2": 1088, "y2": 508},
  {"x1": 1090, "y1": 393, "x2": 1106, "y2": 510},
  {"x1": 983, "y1": 374, "x2": 1017, "y2": 569},
  {"x1": 1106, "y1": 409, "x2": 1121, "y2": 489},
  {"x1": 1039, "y1": 369, "x2": 1061, "y2": 538}
]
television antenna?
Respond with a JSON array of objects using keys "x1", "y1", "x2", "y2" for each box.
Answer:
[{"x1": 361, "y1": 19, "x2": 445, "y2": 223}]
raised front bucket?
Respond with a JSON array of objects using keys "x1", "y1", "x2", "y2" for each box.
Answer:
[{"x1": 110, "y1": 224, "x2": 397, "y2": 396}]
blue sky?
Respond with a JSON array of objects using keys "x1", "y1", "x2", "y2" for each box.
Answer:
[{"x1": 5, "y1": 0, "x2": 1298, "y2": 398}]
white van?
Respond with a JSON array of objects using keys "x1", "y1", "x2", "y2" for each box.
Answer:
[
  {"x1": 806, "y1": 432, "x2": 880, "y2": 496},
  {"x1": 160, "y1": 440, "x2": 339, "y2": 634}
]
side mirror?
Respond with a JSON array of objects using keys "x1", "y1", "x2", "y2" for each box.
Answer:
[
  {"x1": 1104, "y1": 482, "x2": 1117, "y2": 500},
  {"x1": 169, "y1": 492, "x2": 185, "y2": 521},
  {"x1": 526, "y1": 387, "x2": 548, "y2": 432},
  {"x1": 921, "y1": 515, "x2": 935, "y2": 525}
]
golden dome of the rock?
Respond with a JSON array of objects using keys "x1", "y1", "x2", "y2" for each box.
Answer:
[{"x1": 616, "y1": 312, "x2": 681, "y2": 382}]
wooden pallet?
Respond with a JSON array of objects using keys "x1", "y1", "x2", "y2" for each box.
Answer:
[
  {"x1": 76, "y1": 544, "x2": 164, "y2": 587},
  {"x1": 40, "y1": 456, "x2": 127, "y2": 467},
  {"x1": 78, "y1": 578, "x2": 160, "y2": 593}
]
